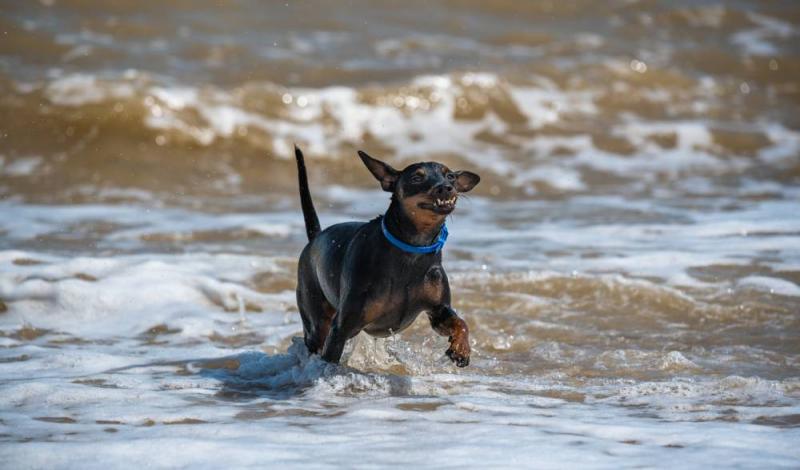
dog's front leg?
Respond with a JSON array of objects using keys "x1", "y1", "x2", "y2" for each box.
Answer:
[
  {"x1": 320, "y1": 295, "x2": 365, "y2": 364},
  {"x1": 428, "y1": 305, "x2": 470, "y2": 367}
]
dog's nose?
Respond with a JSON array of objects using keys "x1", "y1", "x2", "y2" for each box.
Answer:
[{"x1": 433, "y1": 184, "x2": 455, "y2": 198}]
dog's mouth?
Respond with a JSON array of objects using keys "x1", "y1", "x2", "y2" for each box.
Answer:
[{"x1": 419, "y1": 196, "x2": 457, "y2": 215}]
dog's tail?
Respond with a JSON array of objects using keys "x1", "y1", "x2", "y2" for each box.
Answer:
[{"x1": 294, "y1": 145, "x2": 321, "y2": 241}]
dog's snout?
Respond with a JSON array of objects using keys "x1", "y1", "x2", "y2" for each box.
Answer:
[{"x1": 433, "y1": 184, "x2": 455, "y2": 198}]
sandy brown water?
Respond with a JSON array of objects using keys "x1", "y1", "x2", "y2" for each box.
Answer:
[{"x1": 1, "y1": 1, "x2": 799, "y2": 468}]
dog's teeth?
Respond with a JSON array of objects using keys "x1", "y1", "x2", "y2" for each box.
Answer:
[{"x1": 433, "y1": 197, "x2": 457, "y2": 209}]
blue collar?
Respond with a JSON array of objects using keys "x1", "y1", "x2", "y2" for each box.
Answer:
[{"x1": 381, "y1": 217, "x2": 448, "y2": 254}]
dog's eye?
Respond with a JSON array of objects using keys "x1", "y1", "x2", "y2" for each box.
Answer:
[
  {"x1": 446, "y1": 173, "x2": 456, "y2": 181},
  {"x1": 410, "y1": 174, "x2": 424, "y2": 184}
]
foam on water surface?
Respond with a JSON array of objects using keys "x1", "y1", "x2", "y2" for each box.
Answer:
[
  {"x1": 22, "y1": 68, "x2": 800, "y2": 199},
  {"x1": 1, "y1": 191, "x2": 798, "y2": 467}
]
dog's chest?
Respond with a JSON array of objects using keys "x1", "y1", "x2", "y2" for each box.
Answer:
[{"x1": 362, "y1": 265, "x2": 443, "y2": 335}]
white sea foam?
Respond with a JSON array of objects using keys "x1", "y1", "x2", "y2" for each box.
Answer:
[
  {"x1": 738, "y1": 276, "x2": 800, "y2": 297},
  {"x1": 0, "y1": 201, "x2": 298, "y2": 245},
  {"x1": 1, "y1": 156, "x2": 44, "y2": 177},
  {"x1": 4, "y1": 2, "x2": 800, "y2": 466},
  {"x1": 5, "y1": 193, "x2": 796, "y2": 297},
  {"x1": 35, "y1": 70, "x2": 800, "y2": 195},
  {"x1": 1, "y1": 200, "x2": 799, "y2": 467},
  {"x1": 446, "y1": 195, "x2": 800, "y2": 288},
  {"x1": 0, "y1": 253, "x2": 286, "y2": 337},
  {"x1": 45, "y1": 74, "x2": 135, "y2": 106},
  {"x1": 2, "y1": 108, "x2": 799, "y2": 468},
  {"x1": 731, "y1": 12, "x2": 796, "y2": 56}
]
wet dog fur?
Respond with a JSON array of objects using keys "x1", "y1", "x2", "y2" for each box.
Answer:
[{"x1": 294, "y1": 146, "x2": 480, "y2": 366}]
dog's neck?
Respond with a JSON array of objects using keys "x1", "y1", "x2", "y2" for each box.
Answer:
[{"x1": 384, "y1": 199, "x2": 445, "y2": 247}]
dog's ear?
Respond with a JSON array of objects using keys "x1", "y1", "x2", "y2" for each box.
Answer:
[
  {"x1": 455, "y1": 171, "x2": 480, "y2": 193},
  {"x1": 357, "y1": 150, "x2": 399, "y2": 192}
]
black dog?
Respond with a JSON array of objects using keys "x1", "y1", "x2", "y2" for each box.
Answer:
[{"x1": 294, "y1": 146, "x2": 480, "y2": 367}]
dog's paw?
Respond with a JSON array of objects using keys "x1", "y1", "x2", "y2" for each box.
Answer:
[{"x1": 445, "y1": 347, "x2": 470, "y2": 367}]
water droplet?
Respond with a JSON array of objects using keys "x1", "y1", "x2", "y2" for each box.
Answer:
[
  {"x1": 296, "y1": 96, "x2": 308, "y2": 107},
  {"x1": 281, "y1": 93, "x2": 293, "y2": 104},
  {"x1": 769, "y1": 59, "x2": 779, "y2": 71},
  {"x1": 155, "y1": 135, "x2": 166, "y2": 146},
  {"x1": 739, "y1": 82, "x2": 750, "y2": 94},
  {"x1": 629, "y1": 59, "x2": 647, "y2": 73}
]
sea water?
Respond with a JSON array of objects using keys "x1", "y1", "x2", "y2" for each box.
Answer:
[{"x1": 1, "y1": 1, "x2": 799, "y2": 467}]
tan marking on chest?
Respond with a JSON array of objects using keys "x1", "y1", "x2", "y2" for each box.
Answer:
[
  {"x1": 411, "y1": 269, "x2": 445, "y2": 304},
  {"x1": 362, "y1": 298, "x2": 390, "y2": 324}
]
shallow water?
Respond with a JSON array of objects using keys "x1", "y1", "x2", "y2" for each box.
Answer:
[{"x1": 1, "y1": 1, "x2": 799, "y2": 468}]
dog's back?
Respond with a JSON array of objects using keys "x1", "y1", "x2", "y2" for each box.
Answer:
[{"x1": 299, "y1": 221, "x2": 365, "y2": 309}]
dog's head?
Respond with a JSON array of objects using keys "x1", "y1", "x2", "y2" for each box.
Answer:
[{"x1": 358, "y1": 150, "x2": 480, "y2": 223}]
